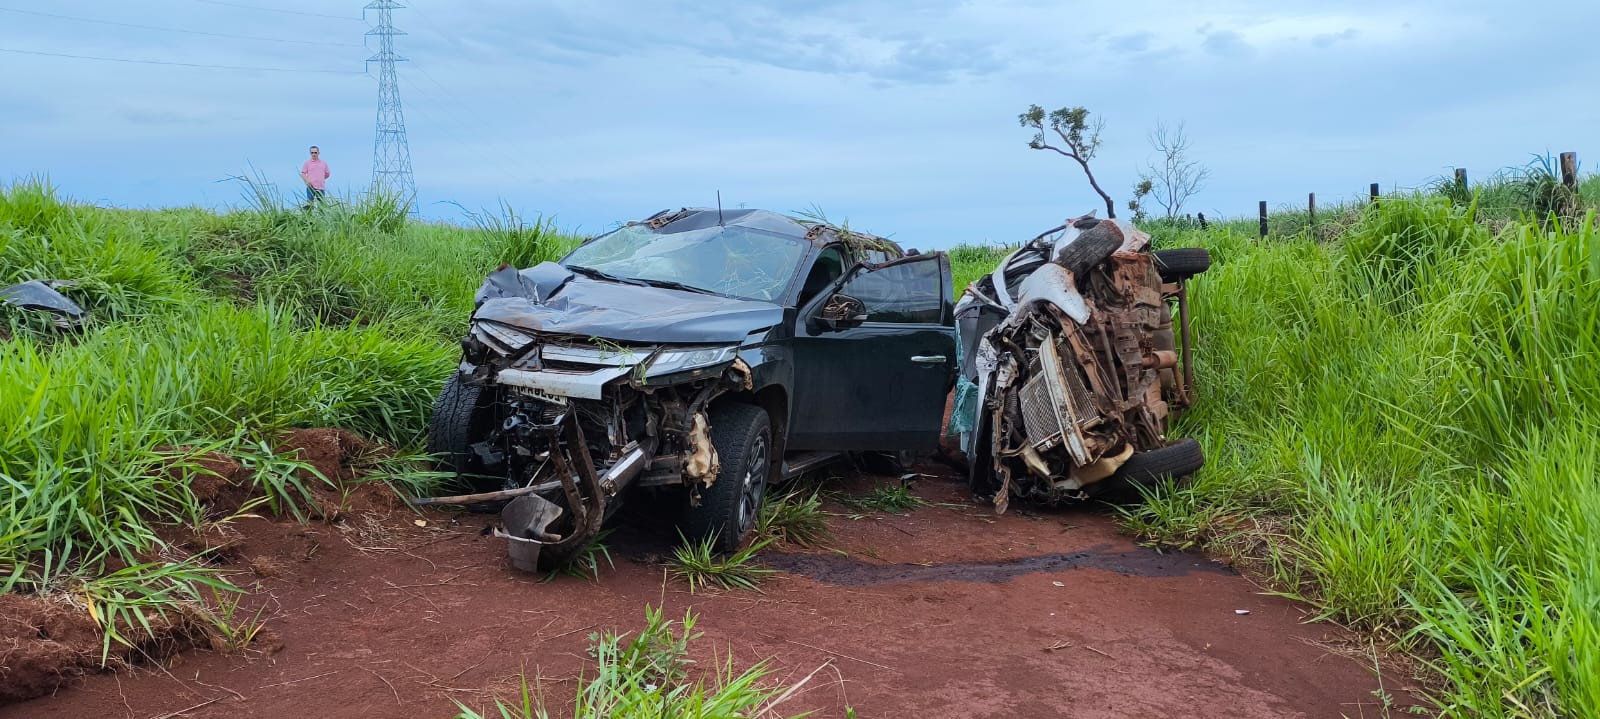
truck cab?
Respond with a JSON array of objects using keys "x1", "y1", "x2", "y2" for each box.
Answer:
[{"x1": 428, "y1": 207, "x2": 955, "y2": 569}]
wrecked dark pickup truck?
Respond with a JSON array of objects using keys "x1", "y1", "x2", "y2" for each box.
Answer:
[
  {"x1": 425, "y1": 208, "x2": 957, "y2": 570},
  {"x1": 951, "y1": 215, "x2": 1210, "y2": 512}
]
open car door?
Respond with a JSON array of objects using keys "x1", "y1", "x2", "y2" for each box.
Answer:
[{"x1": 788, "y1": 253, "x2": 956, "y2": 451}]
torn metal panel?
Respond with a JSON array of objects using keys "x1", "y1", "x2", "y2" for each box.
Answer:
[
  {"x1": 1, "y1": 280, "x2": 85, "y2": 327},
  {"x1": 685, "y1": 412, "x2": 720, "y2": 484},
  {"x1": 729, "y1": 357, "x2": 754, "y2": 391}
]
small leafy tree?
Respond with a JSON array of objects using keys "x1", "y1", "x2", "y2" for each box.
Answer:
[
  {"x1": 1129, "y1": 178, "x2": 1154, "y2": 222},
  {"x1": 1019, "y1": 104, "x2": 1116, "y2": 219},
  {"x1": 1138, "y1": 121, "x2": 1210, "y2": 219}
]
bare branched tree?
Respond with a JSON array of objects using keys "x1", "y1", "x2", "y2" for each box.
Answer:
[
  {"x1": 1019, "y1": 104, "x2": 1116, "y2": 219},
  {"x1": 1139, "y1": 121, "x2": 1210, "y2": 219}
]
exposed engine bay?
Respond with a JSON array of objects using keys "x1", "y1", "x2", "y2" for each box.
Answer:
[{"x1": 438, "y1": 327, "x2": 758, "y2": 570}]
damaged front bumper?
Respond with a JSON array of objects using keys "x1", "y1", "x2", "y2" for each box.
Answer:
[{"x1": 418, "y1": 330, "x2": 755, "y2": 570}]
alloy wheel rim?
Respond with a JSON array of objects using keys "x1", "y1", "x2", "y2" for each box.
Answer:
[{"x1": 737, "y1": 434, "x2": 768, "y2": 533}]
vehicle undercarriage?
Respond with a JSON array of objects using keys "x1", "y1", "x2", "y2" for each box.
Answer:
[{"x1": 955, "y1": 215, "x2": 1209, "y2": 511}]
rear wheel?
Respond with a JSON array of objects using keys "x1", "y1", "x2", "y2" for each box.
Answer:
[
  {"x1": 1153, "y1": 248, "x2": 1211, "y2": 282},
  {"x1": 681, "y1": 403, "x2": 771, "y2": 553},
  {"x1": 1088, "y1": 438, "x2": 1205, "y2": 502},
  {"x1": 426, "y1": 374, "x2": 503, "y2": 492}
]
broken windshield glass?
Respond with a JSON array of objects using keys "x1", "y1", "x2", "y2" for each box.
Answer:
[{"x1": 561, "y1": 224, "x2": 807, "y2": 302}]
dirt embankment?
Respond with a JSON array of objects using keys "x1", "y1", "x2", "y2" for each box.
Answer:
[
  {"x1": 0, "y1": 428, "x2": 397, "y2": 704},
  {"x1": 2, "y1": 452, "x2": 1423, "y2": 718}
]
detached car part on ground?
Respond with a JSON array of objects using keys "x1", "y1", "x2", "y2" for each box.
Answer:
[
  {"x1": 0, "y1": 280, "x2": 86, "y2": 329},
  {"x1": 423, "y1": 208, "x2": 958, "y2": 571},
  {"x1": 951, "y1": 215, "x2": 1210, "y2": 512}
]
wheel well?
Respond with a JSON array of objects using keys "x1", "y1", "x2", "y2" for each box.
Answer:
[{"x1": 716, "y1": 385, "x2": 788, "y2": 474}]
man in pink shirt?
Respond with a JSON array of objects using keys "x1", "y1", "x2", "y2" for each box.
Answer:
[{"x1": 300, "y1": 146, "x2": 330, "y2": 204}]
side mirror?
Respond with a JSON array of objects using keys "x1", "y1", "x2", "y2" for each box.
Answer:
[{"x1": 813, "y1": 293, "x2": 867, "y2": 332}]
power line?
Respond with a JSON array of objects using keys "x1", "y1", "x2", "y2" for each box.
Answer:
[
  {"x1": 398, "y1": 4, "x2": 546, "y2": 177},
  {"x1": 398, "y1": 74, "x2": 531, "y2": 184},
  {"x1": 0, "y1": 6, "x2": 362, "y2": 48},
  {"x1": 0, "y1": 46, "x2": 361, "y2": 74},
  {"x1": 194, "y1": 0, "x2": 361, "y2": 21},
  {"x1": 405, "y1": 68, "x2": 537, "y2": 174}
]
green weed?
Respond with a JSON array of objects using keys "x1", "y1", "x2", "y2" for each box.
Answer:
[
  {"x1": 543, "y1": 530, "x2": 615, "y2": 584},
  {"x1": 756, "y1": 489, "x2": 831, "y2": 547},
  {"x1": 452, "y1": 607, "x2": 807, "y2": 719},
  {"x1": 843, "y1": 481, "x2": 926, "y2": 514},
  {"x1": 669, "y1": 534, "x2": 774, "y2": 593},
  {"x1": 72, "y1": 560, "x2": 236, "y2": 663}
]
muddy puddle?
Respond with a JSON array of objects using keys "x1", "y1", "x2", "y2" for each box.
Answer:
[{"x1": 763, "y1": 543, "x2": 1232, "y2": 586}]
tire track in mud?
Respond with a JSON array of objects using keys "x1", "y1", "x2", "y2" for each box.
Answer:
[{"x1": 763, "y1": 543, "x2": 1232, "y2": 586}]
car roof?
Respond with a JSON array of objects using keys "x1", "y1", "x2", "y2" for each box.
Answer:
[{"x1": 634, "y1": 207, "x2": 905, "y2": 256}]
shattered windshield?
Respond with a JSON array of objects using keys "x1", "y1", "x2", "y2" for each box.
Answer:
[{"x1": 561, "y1": 224, "x2": 808, "y2": 302}]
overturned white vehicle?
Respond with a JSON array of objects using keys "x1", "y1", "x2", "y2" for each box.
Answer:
[{"x1": 951, "y1": 215, "x2": 1211, "y2": 511}]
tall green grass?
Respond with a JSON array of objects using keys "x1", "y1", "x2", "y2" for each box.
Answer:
[
  {"x1": 0, "y1": 179, "x2": 575, "y2": 593},
  {"x1": 1117, "y1": 195, "x2": 1600, "y2": 717}
]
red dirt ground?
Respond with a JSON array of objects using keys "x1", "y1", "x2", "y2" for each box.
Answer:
[{"x1": 3, "y1": 460, "x2": 1422, "y2": 718}]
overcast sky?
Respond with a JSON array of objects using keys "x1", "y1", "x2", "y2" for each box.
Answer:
[{"x1": 2, "y1": 1, "x2": 1595, "y2": 247}]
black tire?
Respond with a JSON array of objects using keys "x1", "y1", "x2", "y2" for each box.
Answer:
[
  {"x1": 1053, "y1": 222, "x2": 1124, "y2": 276},
  {"x1": 1089, "y1": 438, "x2": 1205, "y2": 503},
  {"x1": 1153, "y1": 248, "x2": 1211, "y2": 281},
  {"x1": 426, "y1": 373, "x2": 503, "y2": 492},
  {"x1": 681, "y1": 403, "x2": 771, "y2": 553}
]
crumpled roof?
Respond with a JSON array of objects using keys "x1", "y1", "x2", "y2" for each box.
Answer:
[
  {"x1": 641, "y1": 208, "x2": 806, "y2": 237},
  {"x1": 633, "y1": 207, "x2": 899, "y2": 251}
]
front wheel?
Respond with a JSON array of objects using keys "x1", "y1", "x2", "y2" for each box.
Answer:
[
  {"x1": 426, "y1": 373, "x2": 503, "y2": 492},
  {"x1": 681, "y1": 403, "x2": 771, "y2": 553}
]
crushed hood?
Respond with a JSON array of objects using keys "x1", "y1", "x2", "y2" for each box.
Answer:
[{"x1": 472, "y1": 264, "x2": 783, "y2": 344}]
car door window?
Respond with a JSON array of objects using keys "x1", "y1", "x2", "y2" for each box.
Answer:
[
  {"x1": 838, "y1": 257, "x2": 942, "y2": 324},
  {"x1": 797, "y1": 246, "x2": 846, "y2": 307}
]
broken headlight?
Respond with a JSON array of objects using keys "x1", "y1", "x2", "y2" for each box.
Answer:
[
  {"x1": 645, "y1": 345, "x2": 738, "y2": 378},
  {"x1": 472, "y1": 322, "x2": 536, "y2": 356}
]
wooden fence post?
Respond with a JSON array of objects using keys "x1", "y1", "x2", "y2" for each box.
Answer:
[
  {"x1": 1454, "y1": 167, "x2": 1468, "y2": 187},
  {"x1": 1308, "y1": 192, "x2": 1316, "y2": 228},
  {"x1": 1258, "y1": 201, "x2": 1268, "y2": 239},
  {"x1": 1560, "y1": 152, "x2": 1578, "y2": 190},
  {"x1": 1369, "y1": 183, "x2": 1380, "y2": 204}
]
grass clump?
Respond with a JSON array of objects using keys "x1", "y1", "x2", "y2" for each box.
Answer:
[
  {"x1": 756, "y1": 489, "x2": 830, "y2": 547},
  {"x1": 543, "y1": 530, "x2": 615, "y2": 584},
  {"x1": 451, "y1": 199, "x2": 566, "y2": 270},
  {"x1": 669, "y1": 534, "x2": 774, "y2": 593},
  {"x1": 452, "y1": 607, "x2": 809, "y2": 719},
  {"x1": 74, "y1": 560, "x2": 237, "y2": 663},
  {"x1": 842, "y1": 481, "x2": 926, "y2": 515}
]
